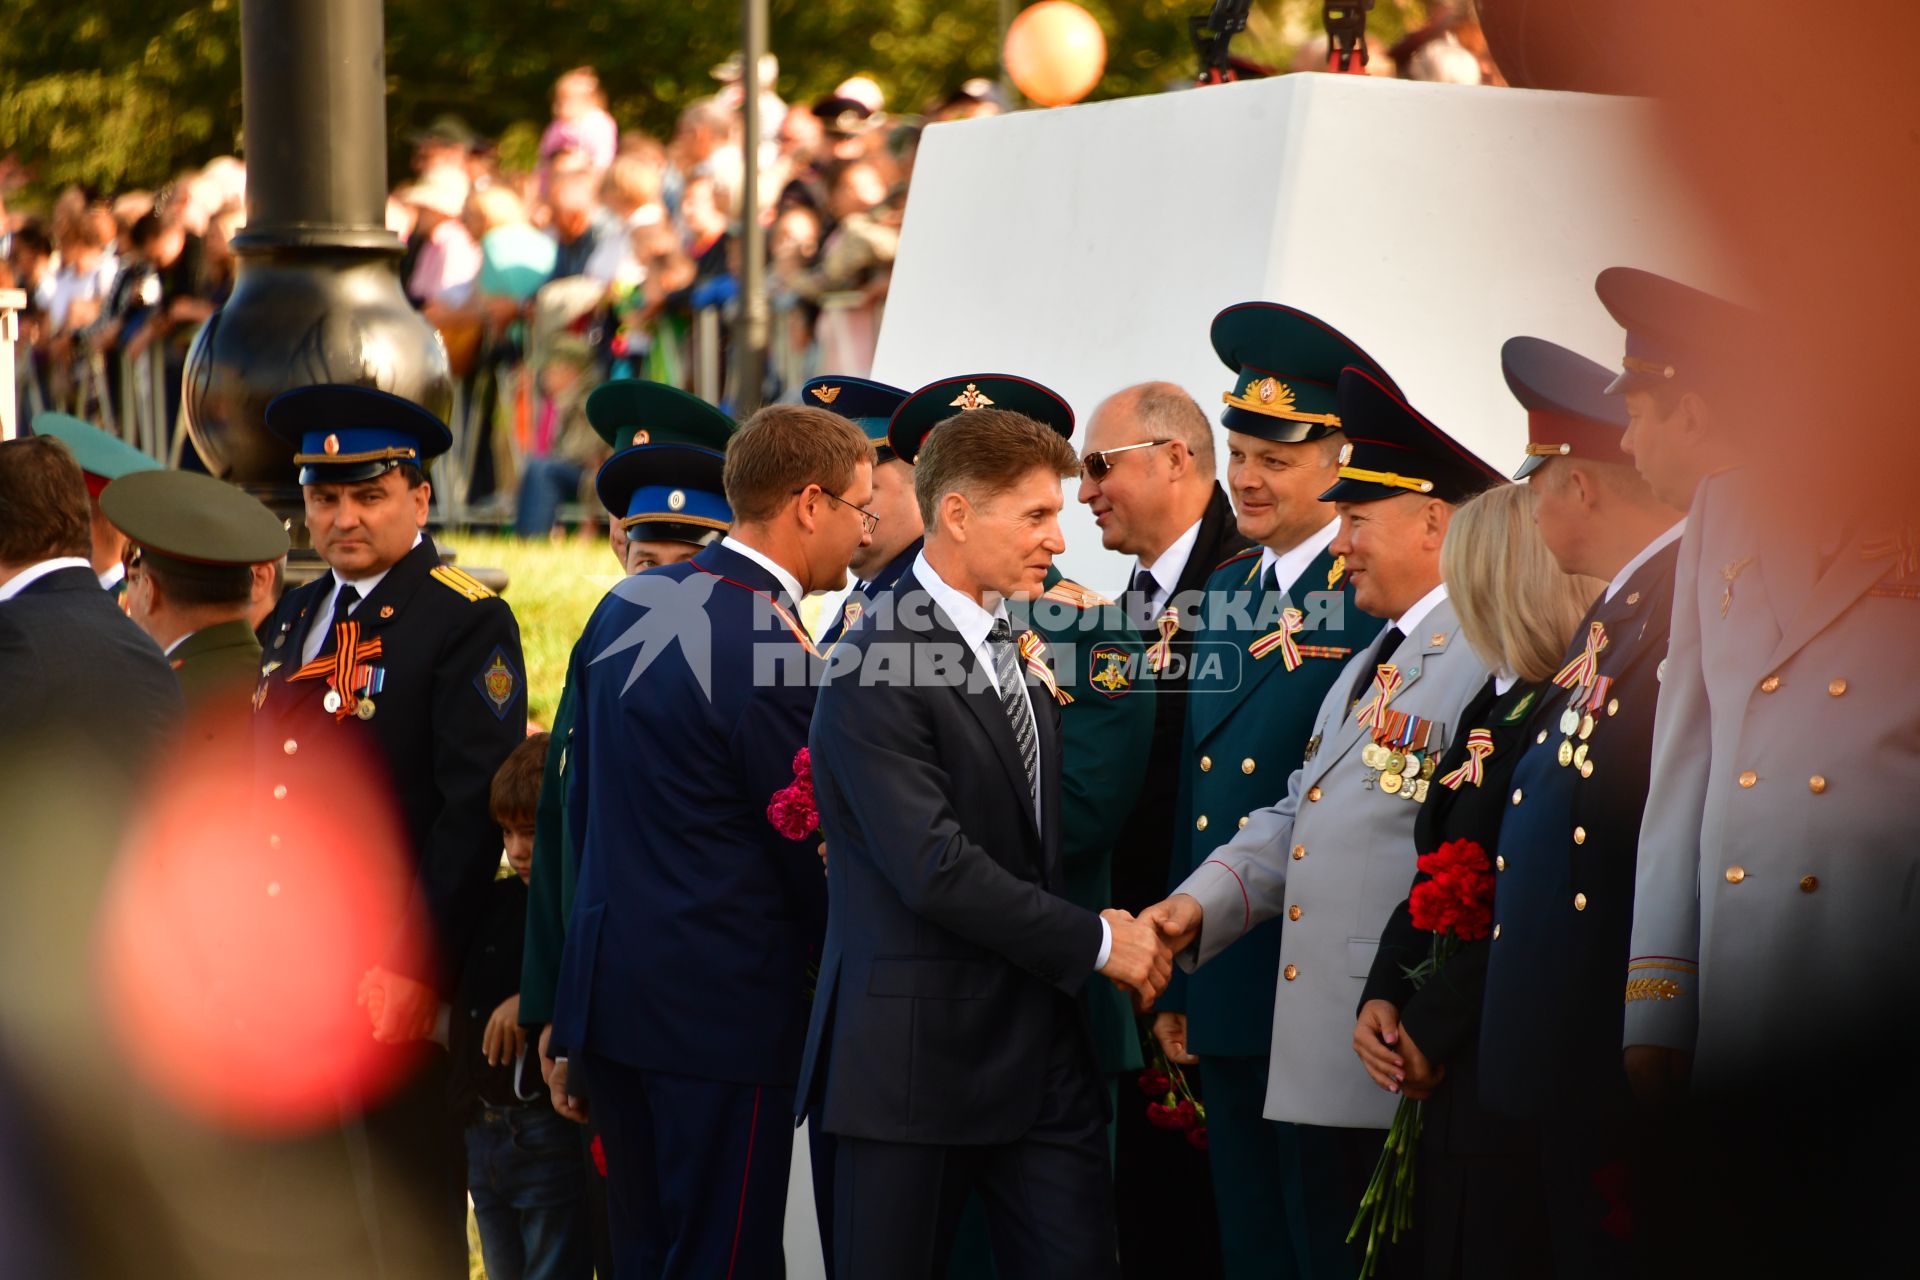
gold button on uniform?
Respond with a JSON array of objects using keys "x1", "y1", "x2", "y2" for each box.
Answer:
[
  {"x1": 1738, "y1": 770, "x2": 1757, "y2": 789},
  {"x1": 283, "y1": 738, "x2": 299, "y2": 756},
  {"x1": 1307, "y1": 787, "x2": 1323, "y2": 803},
  {"x1": 1536, "y1": 730, "x2": 1548, "y2": 744},
  {"x1": 1196, "y1": 815, "x2": 1209, "y2": 831},
  {"x1": 1200, "y1": 756, "x2": 1213, "y2": 772},
  {"x1": 1241, "y1": 758, "x2": 1256, "y2": 775},
  {"x1": 1574, "y1": 826, "x2": 1587, "y2": 845},
  {"x1": 1291, "y1": 844, "x2": 1306, "y2": 861},
  {"x1": 1607, "y1": 698, "x2": 1620, "y2": 717},
  {"x1": 1809, "y1": 775, "x2": 1827, "y2": 794},
  {"x1": 1574, "y1": 893, "x2": 1588, "y2": 911},
  {"x1": 1511, "y1": 788, "x2": 1524, "y2": 805},
  {"x1": 1237, "y1": 816, "x2": 1249, "y2": 829},
  {"x1": 1800, "y1": 875, "x2": 1820, "y2": 893},
  {"x1": 1760, "y1": 675, "x2": 1781, "y2": 693},
  {"x1": 1828, "y1": 678, "x2": 1848, "y2": 697},
  {"x1": 272, "y1": 784, "x2": 287, "y2": 800},
  {"x1": 1287, "y1": 905, "x2": 1302, "y2": 921},
  {"x1": 1492, "y1": 924, "x2": 1501, "y2": 939},
  {"x1": 1725, "y1": 865, "x2": 1746, "y2": 885},
  {"x1": 1283, "y1": 964, "x2": 1298, "y2": 981},
  {"x1": 1496, "y1": 855, "x2": 1506, "y2": 872}
]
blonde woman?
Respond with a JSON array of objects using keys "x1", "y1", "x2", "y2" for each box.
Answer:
[{"x1": 1352, "y1": 482, "x2": 1602, "y2": 1279}]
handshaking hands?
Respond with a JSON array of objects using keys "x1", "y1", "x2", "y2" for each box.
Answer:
[{"x1": 1098, "y1": 894, "x2": 1206, "y2": 1011}]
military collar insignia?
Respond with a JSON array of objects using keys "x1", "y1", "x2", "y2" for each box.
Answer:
[
  {"x1": 810, "y1": 385, "x2": 842, "y2": 404},
  {"x1": 1328, "y1": 555, "x2": 1346, "y2": 589},
  {"x1": 380, "y1": 604, "x2": 395, "y2": 618},
  {"x1": 1501, "y1": 688, "x2": 1539, "y2": 724},
  {"x1": 948, "y1": 383, "x2": 994, "y2": 411}
]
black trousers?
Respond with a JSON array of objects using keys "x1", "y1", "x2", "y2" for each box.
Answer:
[{"x1": 833, "y1": 1016, "x2": 1119, "y2": 1279}]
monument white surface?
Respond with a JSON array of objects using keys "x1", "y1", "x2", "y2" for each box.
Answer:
[{"x1": 873, "y1": 73, "x2": 1721, "y2": 591}]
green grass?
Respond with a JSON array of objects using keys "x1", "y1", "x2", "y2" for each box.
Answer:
[{"x1": 442, "y1": 531, "x2": 623, "y2": 730}]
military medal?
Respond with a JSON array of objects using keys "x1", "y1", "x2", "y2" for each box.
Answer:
[
  {"x1": 1381, "y1": 769, "x2": 1404, "y2": 794},
  {"x1": 1578, "y1": 713, "x2": 1595, "y2": 740},
  {"x1": 323, "y1": 690, "x2": 343, "y2": 714},
  {"x1": 1557, "y1": 738, "x2": 1575, "y2": 767},
  {"x1": 1560, "y1": 706, "x2": 1581, "y2": 735},
  {"x1": 1719, "y1": 556, "x2": 1755, "y2": 618},
  {"x1": 355, "y1": 698, "x2": 376, "y2": 721}
]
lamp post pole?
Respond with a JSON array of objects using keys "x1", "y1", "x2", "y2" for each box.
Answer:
[{"x1": 734, "y1": 0, "x2": 771, "y2": 415}]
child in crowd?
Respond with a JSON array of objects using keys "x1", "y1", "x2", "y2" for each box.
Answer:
[{"x1": 455, "y1": 732, "x2": 591, "y2": 1280}]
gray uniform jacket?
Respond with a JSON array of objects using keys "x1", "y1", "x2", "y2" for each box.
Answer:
[
  {"x1": 1626, "y1": 470, "x2": 1920, "y2": 1083},
  {"x1": 1173, "y1": 596, "x2": 1491, "y2": 1129}
]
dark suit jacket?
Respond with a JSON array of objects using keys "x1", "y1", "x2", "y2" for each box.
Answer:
[
  {"x1": 1480, "y1": 544, "x2": 1680, "y2": 1118},
  {"x1": 551, "y1": 542, "x2": 828, "y2": 1087},
  {"x1": 797, "y1": 566, "x2": 1106, "y2": 1146},
  {"x1": 0, "y1": 565, "x2": 182, "y2": 771},
  {"x1": 255, "y1": 537, "x2": 527, "y2": 989},
  {"x1": 1111, "y1": 483, "x2": 1250, "y2": 912}
]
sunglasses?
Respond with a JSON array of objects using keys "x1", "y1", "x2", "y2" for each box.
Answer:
[
  {"x1": 1080, "y1": 439, "x2": 1172, "y2": 482},
  {"x1": 794, "y1": 485, "x2": 880, "y2": 536}
]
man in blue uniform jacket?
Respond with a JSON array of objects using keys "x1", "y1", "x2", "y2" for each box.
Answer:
[
  {"x1": 798, "y1": 404, "x2": 1171, "y2": 1278},
  {"x1": 550, "y1": 403, "x2": 876, "y2": 1276},
  {"x1": 1478, "y1": 336, "x2": 1685, "y2": 1272}
]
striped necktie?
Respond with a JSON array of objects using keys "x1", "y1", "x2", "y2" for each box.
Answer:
[{"x1": 987, "y1": 618, "x2": 1038, "y2": 805}]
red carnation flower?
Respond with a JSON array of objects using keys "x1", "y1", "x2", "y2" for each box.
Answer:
[
  {"x1": 1145, "y1": 1102, "x2": 1183, "y2": 1130},
  {"x1": 1173, "y1": 1099, "x2": 1199, "y2": 1129},
  {"x1": 590, "y1": 1133, "x2": 608, "y2": 1177},
  {"x1": 1409, "y1": 838, "x2": 1494, "y2": 941},
  {"x1": 768, "y1": 749, "x2": 821, "y2": 840},
  {"x1": 1136, "y1": 1069, "x2": 1171, "y2": 1097},
  {"x1": 1185, "y1": 1126, "x2": 1209, "y2": 1150}
]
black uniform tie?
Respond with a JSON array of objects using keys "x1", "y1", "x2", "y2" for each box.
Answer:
[
  {"x1": 318, "y1": 584, "x2": 361, "y2": 657},
  {"x1": 1350, "y1": 625, "x2": 1403, "y2": 706}
]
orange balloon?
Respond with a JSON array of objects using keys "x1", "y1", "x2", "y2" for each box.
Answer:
[{"x1": 1004, "y1": 1, "x2": 1108, "y2": 107}]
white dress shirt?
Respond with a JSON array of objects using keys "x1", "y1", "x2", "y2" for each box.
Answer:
[
  {"x1": 0, "y1": 556, "x2": 93, "y2": 603},
  {"x1": 1391, "y1": 581, "x2": 1452, "y2": 640},
  {"x1": 1135, "y1": 515, "x2": 1204, "y2": 616},
  {"x1": 301, "y1": 533, "x2": 423, "y2": 665},
  {"x1": 97, "y1": 560, "x2": 126, "y2": 593},
  {"x1": 1259, "y1": 517, "x2": 1341, "y2": 594},
  {"x1": 720, "y1": 535, "x2": 806, "y2": 606},
  {"x1": 1604, "y1": 520, "x2": 1686, "y2": 602},
  {"x1": 914, "y1": 549, "x2": 1113, "y2": 971}
]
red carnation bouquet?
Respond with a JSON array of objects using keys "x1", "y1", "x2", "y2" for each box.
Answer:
[
  {"x1": 1137, "y1": 1042, "x2": 1209, "y2": 1151},
  {"x1": 767, "y1": 748, "x2": 819, "y2": 840},
  {"x1": 1349, "y1": 838, "x2": 1494, "y2": 1276}
]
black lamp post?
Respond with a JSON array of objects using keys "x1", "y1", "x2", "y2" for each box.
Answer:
[{"x1": 182, "y1": 0, "x2": 451, "y2": 530}]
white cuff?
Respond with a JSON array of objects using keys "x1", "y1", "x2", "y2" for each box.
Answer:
[{"x1": 1094, "y1": 916, "x2": 1113, "y2": 971}]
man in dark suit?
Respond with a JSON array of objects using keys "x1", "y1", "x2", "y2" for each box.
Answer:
[
  {"x1": 0, "y1": 434, "x2": 182, "y2": 771},
  {"x1": 1076, "y1": 380, "x2": 1245, "y2": 1273},
  {"x1": 799, "y1": 406, "x2": 1171, "y2": 1278},
  {"x1": 253, "y1": 384, "x2": 528, "y2": 1277},
  {"x1": 550, "y1": 402, "x2": 876, "y2": 1276}
]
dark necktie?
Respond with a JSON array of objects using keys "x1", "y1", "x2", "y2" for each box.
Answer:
[
  {"x1": 987, "y1": 618, "x2": 1038, "y2": 806},
  {"x1": 1130, "y1": 566, "x2": 1159, "y2": 630},
  {"x1": 318, "y1": 584, "x2": 361, "y2": 657},
  {"x1": 1261, "y1": 560, "x2": 1281, "y2": 594},
  {"x1": 1349, "y1": 625, "x2": 1404, "y2": 707}
]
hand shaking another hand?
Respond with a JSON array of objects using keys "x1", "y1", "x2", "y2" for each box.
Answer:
[
  {"x1": 1098, "y1": 908, "x2": 1173, "y2": 1011},
  {"x1": 1140, "y1": 894, "x2": 1204, "y2": 956}
]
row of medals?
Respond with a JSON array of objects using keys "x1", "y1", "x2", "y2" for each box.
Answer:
[
  {"x1": 1361, "y1": 742, "x2": 1434, "y2": 801},
  {"x1": 322, "y1": 688, "x2": 378, "y2": 721},
  {"x1": 1557, "y1": 700, "x2": 1596, "y2": 776}
]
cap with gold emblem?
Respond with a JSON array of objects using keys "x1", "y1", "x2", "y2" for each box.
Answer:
[
  {"x1": 100, "y1": 469, "x2": 290, "y2": 580},
  {"x1": 1320, "y1": 366, "x2": 1504, "y2": 504},
  {"x1": 800, "y1": 376, "x2": 911, "y2": 460},
  {"x1": 886, "y1": 374, "x2": 1075, "y2": 464},
  {"x1": 1502, "y1": 336, "x2": 1629, "y2": 479},
  {"x1": 594, "y1": 442, "x2": 731, "y2": 547},
  {"x1": 264, "y1": 385, "x2": 454, "y2": 485},
  {"x1": 1594, "y1": 266, "x2": 1750, "y2": 396},
  {"x1": 1210, "y1": 302, "x2": 1399, "y2": 444},
  {"x1": 585, "y1": 379, "x2": 736, "y2": 453}
]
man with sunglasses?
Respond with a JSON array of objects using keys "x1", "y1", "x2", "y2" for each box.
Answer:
[{"x1": 1077, "y1": 379, "x2": 1247, "y2": 1272}]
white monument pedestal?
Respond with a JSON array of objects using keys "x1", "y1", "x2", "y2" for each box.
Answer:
[{"x1": 873, "y1": 74, "x2": 1721, "y2": 590}]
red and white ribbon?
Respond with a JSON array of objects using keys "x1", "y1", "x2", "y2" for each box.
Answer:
[
  {"x1": 1146, "y1": 606, "x2": 1180, "y2": 674},
  {"x1": 1019, "y1": 630, "x2": 1074, "y2": 705},
  {"x1": 1553, "y1": 621, "x2": 1610, "y2": 691},
  {"x1": 1354, "y1": 663, "x2": 1403, "y2": 730},
  {"x1": 1249, "y1": 607, "x2": 1306, "y2": 670},
  {"x1": 1438, "y1": 729, "x2": 1494, "y2": 790}
]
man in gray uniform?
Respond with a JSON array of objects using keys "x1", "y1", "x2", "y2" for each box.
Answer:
[{"x1": 1146, "y1": 366, "x2": 1503, "y2": 1276}]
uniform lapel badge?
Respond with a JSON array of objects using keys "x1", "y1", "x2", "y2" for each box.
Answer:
[
  {"x1": 262, "y1": 660, "x2": 282, "y2": 677},
  {"x1": 1089, "y1": 645, "x2": 1133, "y2": 698},
  {"x1": 476, "y1": 646, "x2": 521, "y2": 720},
  {"x1": 1303, "y1": 733, "x2": 1321, "y2": 762},
  {"x1": 379, "y1": 605, "x2": 395, "y2": 619},
  {"x1": 842, "y1": 599, "x2": 864, "y2": 632},
  {"x1": 251, "y1": 682, "x2": 269, "y2": 713},
  {"x1": 810, "y1": 385, "x2": 842, "y2": 405},
  {"x1": 1625, "y1": 591, "x2": 1642, "y2": 607},
  {"x1": 1327, "y1": 555, "x2": 1346, "y2": 589},
  {"x1": 1719, "y1": 555, "x2": 1755, "y2": 617},
  {"x1": 949, "y1": 383, "x2": 995, "y2": 411}
]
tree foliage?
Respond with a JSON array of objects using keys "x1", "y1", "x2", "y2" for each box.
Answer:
[{"x1": 0, "y1": 0, "x2": 1415, "y2": 203}]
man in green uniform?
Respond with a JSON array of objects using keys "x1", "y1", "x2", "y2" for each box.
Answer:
[
  {"x1": 1152, "y1": 304, "x2": 1387, "y2": 1277},
  {"x1": 100, "y1": 469, "x2": 289, "y2": 716}
]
